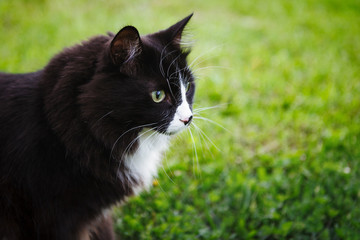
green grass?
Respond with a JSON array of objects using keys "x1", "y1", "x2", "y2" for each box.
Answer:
[{"x1": 1, "y1": 0, "x2": 360, "y2": 239}]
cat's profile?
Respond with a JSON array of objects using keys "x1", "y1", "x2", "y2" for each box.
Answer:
[{"x1": 0, "y1": 14, "x2": 195, "y2": 240}]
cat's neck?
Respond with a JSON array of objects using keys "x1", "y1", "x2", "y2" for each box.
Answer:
[{"x1": 123, "y1": 129, "x2": 170, "y2": 194}]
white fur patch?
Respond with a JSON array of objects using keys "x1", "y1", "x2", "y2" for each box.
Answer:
[
  {"x1": 124, "y1": 81, "x2": 192, "y2": 195},
  {"x1": 124, "y1": 129, "x2": 170, "y2": 194},
  {"x1": 166, "y1": 82, "x2": 193, "y2": 134}
]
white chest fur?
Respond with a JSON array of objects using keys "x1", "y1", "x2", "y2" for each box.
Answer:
[{"x1": 124, "y1": 130, "x2": 170, "y2": 194}]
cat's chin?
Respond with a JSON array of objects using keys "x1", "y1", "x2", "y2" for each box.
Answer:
[
  {"x1": 157, "y1": 130, "x2": 176, "y2": 136},
  {"x1": 164, "y1": 126, "x2": 190, "y2": 136},
  {"x1": 153, "y1": 127, "x2": 186, "y2": 136},
  {"x1": 164, "y1": 131, "x2": 177, "y2": 136}
]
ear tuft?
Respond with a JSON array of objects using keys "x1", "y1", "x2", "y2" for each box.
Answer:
[
  {"x1": 159, "y1": 13, "x2": 193, "y2": 49},
  {"x1": 110, "y1": 26, "x2": 142, "y2": 65},
  {"x1": 171, "y1": 13, "x2": 193, "y2": 47}
]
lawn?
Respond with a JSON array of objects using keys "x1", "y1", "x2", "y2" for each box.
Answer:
[{"x1": 1, "y1": 0, "x2": 360, "y2": 239}]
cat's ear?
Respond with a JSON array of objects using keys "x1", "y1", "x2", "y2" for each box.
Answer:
[
  {"x1": 163, "y1": 13, "x2": 193, "y2": 48},
  {"x1": 110, "y1": 26, "x2": 142, "y2": 66}
]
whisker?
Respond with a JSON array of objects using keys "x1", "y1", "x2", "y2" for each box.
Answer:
[
  {"x1": 155, "y1": 177, "x2": 170, "y2": 198},
  {"x1": 190, "y1": 64, "x2": 232, "y2": 80},
  {"x1": 110, "y1": 122, "x2": 156, "y2": 160},
  {"x1": 188, "y1": 45, "x2": 224, "y2": 69},
  {"x1": 168, "y1": 64, "x2": 191, "y2": 81},
  {"x1": 193, "y1": 116, "x2": 230, "y2": 133},
  {"x1": 191, "y1": 124, "x2": 216, "y2": 161},
  {"x1": 115, "y1": 127, "x2": 158, "y2": 184},
  {"x1": 193, "y1": 103, "x2": 229, "y2": 113},
  {"x1": 161, "y1": 151, "x2": 176, "y2": 184},
  {"x1": 166, "y1": 53, "x2": 182, "y2": 80},
  {"x1": 161, "y1": 165, "x2": 175, "y2": 184},
  {"x1": 123, "y1": 121, "x2": 170, "y2": 167},
  {"x1": 123, "y1": 123, "x2": 172, "y2": 172},
  {"x1": 188, "y1": 127, "x2": 200, "y2": 178},
  {"x1": 122, "y1": 128, "x2": 156, "y2": 163},
  {"x1": 94, "y1": 110, "x2": 113, "y2": 125},
  {"x1": 160, "y1": 48, "x2": 177, "y2": 74},
  {"x1": 192, "y1": 124, "x2": 216, "y2": 160},
  {"x1": 119, "y1": 128, "x2": 160, "y2": 180},
  {"x1": 192, "y1": 123, "x2": 221, "y2": 152},
  {"x1": 159, "y1": 44, "x2": 176, "y2": 78},
  {"x1": 194, "y1": 65, "x2": 231, "y2": 71}
]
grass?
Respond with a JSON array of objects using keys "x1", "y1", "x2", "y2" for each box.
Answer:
[{"x1": 1, "y1": 0, "x2": 360, "y2": 239}]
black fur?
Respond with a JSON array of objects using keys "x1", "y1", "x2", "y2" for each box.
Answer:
[{"x1": 0, "y1": 14, "x2": 195, "y2": 240}]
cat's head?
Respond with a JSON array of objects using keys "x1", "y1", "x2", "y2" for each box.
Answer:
[{"x1": 83, "y1": 14, "x2": 195, "y2": 139}]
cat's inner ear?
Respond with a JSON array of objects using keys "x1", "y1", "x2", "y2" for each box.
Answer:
[
  {"x1": 166, "y1": 13, "x2": 193, "y2": 48},
  {"x1": 110, "y1": 26, "x2": 142, "y2": 65}
]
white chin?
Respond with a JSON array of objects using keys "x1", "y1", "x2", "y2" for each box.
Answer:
[
  {"x1": 167, "y1": 130, "x2": 185, "y2": 136},
  {"x1": 166, "y1": 115, "x2": 192, "y2": 135}
]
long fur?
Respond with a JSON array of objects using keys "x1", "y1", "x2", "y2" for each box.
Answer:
[{"x1": 0, "y1": 14, "x2": 195, "y2": 240}]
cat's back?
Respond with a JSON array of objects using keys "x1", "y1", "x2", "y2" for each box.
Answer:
[
  {"x1": 0, "y1": 71, "x2": 43, "y2": 123},
  {"x1": 0, "y1": 71, "x2": 41, "y2": 93},
  {"x1": 0, "y1": 71, "x2": 45, "y2": 161},
  {"x1": 0, "y1": 71, "x2": 42, "y2": 106}
]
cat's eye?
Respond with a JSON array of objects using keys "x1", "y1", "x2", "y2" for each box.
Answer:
[
  {"x1": 186, "y1": 82, "x2": 191, "y2": 92},
  {"x1": 151, "y1": 90, "x2": 166, "y2": 103}
]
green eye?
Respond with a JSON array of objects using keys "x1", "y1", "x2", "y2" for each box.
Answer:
[
  {"x1": 151, "y1": 90, "x2": 166, "y2": 103},
  {"x1": 186, "y1": 82, "x2": 191, "y2": 92}
]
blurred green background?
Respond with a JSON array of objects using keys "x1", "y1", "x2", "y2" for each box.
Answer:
[{"x1": 1, "y1": 0, "x2": 360, "y2": 239}]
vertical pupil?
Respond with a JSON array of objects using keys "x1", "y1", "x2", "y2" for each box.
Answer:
[{"x1": 156, "y1": 91, "x2": 161, "y2": 98}]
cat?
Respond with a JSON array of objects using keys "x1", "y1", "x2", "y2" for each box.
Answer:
[{"x1": 0, "y1": 14, "x2": 195, "y2": 240}]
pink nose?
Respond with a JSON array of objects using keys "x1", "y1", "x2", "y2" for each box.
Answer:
[{"x1": 179, "y1": 115, "x2": 193, "y2": 125}]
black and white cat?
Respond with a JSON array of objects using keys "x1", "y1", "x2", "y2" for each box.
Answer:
[{"x1": 0, "y1": 14, "x2": 195, "y2": 240}]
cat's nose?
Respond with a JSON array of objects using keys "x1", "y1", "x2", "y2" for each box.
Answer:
[{"x1": 180, "y1": 115, "x2": 193, "y2": 126}]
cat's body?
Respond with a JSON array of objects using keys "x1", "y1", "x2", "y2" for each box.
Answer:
[{"x1": 0, "y1": 15, "x2": 195, "y2": 240}]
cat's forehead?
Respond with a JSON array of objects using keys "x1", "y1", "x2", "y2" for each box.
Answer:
[
  {"x1": 141, "y1": 36, "x2": 191, "y2": 84},
  {"x1": 143, "y1": 34, "x2": 188, "y2": 62}
]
